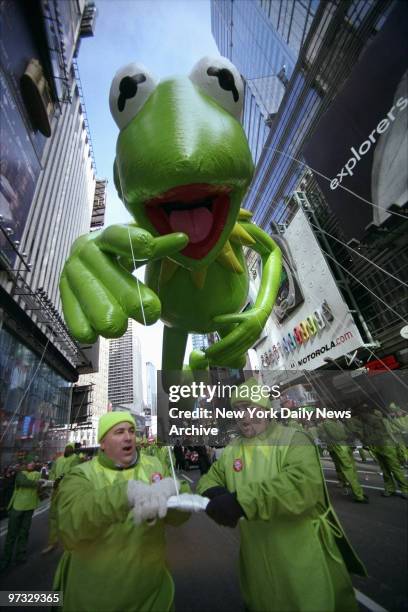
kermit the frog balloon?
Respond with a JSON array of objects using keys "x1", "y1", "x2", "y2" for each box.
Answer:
[{"x1": 59, "y1": 57, "x2": 282, "y2": 372}]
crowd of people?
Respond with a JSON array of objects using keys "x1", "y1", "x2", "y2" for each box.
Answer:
[{"x1": 0, "y1": 383, "x2": 407, "y2": 611}]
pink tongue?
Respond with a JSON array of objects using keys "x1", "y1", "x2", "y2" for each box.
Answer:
[{"x1": 169, "y1": 207, "x2": 213, "y2": 243}]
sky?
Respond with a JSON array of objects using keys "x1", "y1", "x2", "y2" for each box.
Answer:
[{"x1": 77, "y1": 0, "x2": 220, "y2": 373}]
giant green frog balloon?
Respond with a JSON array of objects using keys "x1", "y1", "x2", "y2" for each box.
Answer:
[{"x1": 59, "y1": 57, "x2": 282, "y2": 372}]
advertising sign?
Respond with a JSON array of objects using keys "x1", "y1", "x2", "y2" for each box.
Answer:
[
  {"x1": 256, "y1": 207, "x2": 364, "y2": 371},
  {"x1": 269, "y1": 220, "x2": 304, "y2": 322},
  {"x1": 303, "y1": 3, "x2": 407, "y2": 241}
]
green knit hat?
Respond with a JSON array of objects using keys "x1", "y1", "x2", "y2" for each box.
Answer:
[
  {"x1": 98, "y1": 412, "x2": 136, "y2": 442},
  {"x1": 231, "y1": 377, "x2": 271, "y2": 409},
  {"x1": 65, "y1": 442, "x2": 75, "y2": 449}
]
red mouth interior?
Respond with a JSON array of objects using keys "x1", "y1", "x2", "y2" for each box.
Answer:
[{"x1": 145, "y1": 184, "x2": 231, "y2": 259}]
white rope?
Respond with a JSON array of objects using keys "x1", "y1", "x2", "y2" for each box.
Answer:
[
  {"x1": 308, "y1": 221, "x2": 408, "y2": 288},
  {"x1": 366, "y1": 348, "x2": 408, "y2": 393},
  {"x1": 167, "y1": 445, "x2": 180, "y2": 500},
  {"x1": 127, "y1": 226, "x2": 147, "y2": 327},
  {"x1": 0, "y1": 337, "x2": 50, "y2": 444},
  {"x1": 319, "y1": 248, "x2": 408, "y2": 326}
]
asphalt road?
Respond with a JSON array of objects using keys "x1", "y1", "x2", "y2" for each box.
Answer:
[{"x1": 0, "y1": 455, "x2": 407, "y2": 612}]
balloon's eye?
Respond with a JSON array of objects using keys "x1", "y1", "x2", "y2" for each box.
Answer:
[
  {"x1": 207, "y1": 67, "x2": 239, "y2": 102},
  {"x1": 117, "y1": 74, "x2": 147, "y2": 112},
  {"x1": 110, "y1": 63, "x2": 157, "y2": 129},
  {"x1": 189, "y1": 56, "x2": 244, "y2": 120}
]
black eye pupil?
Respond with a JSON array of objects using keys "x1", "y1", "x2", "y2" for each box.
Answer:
[
  {"x1": 118, "y1": 74, "x2": 147, "y2": 112},
  {"x1": 207, "y1": 66, "x2": 239, "y2": 102}
]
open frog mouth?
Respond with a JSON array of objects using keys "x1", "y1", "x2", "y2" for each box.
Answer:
[{"x1": 145, "y1": 183, "x2": 231, "y2": 259}]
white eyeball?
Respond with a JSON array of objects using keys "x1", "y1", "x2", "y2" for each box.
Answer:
[
  {"x1": 189, "y1": 56, "x2": 244, "y2": 120},
  {"x1": 109, "y1": 62, "x2": 157, "y2": 130}
]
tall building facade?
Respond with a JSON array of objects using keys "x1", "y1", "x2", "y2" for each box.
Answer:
[
  {"x1": 108, "y1": 320, "x2": 144, "y2": 415},
  {"x1": 0, "y1": 0, "x2": 98, "y2": 470},
  {"x1": 191, "y1": 333, "x2": 210, "y2": 353},
  {"x1": 212, "y1": 0, "x2": 317, "y2": 162},
  {"x1": 70, "y1": 336, "x2": 110, "y2": 447},
  {"x1": 212, "y1": 0, "x2": 407, "y2": 371},
  {"x1": 145, "y1": 361, "x2": 157, "y2": 417}
]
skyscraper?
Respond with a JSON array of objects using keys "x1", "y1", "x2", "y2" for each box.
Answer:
[
  {"x1": 0, "y1": 1, "x2": 99, "y2": 468},
  {"x1": 71, "y1": 337, "x2": 110, "y2": 446},
  {"x1": 211, "y1": 0, "x2": 406, "y2": 370},
  {"x1": 108, "y1": 320, "x2": 144, "y2": 415},
  {"x1": 212, "y1": 0, "x2": 317, "y2": 162},
  {"x1": 145, "y1": 361, "x2": 157, "y2": 417}
]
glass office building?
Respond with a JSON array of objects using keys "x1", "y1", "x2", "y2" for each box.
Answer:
[
  {"x1": 212, "y1": 0, "x2": 317, "y2": 162},
  {"x1": 211, "y1": 0, "x2": 407, "y2": 364}
]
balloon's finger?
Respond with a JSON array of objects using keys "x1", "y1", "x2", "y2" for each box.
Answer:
[
  {"x1": 80, "y1": 242, "x2": 161, "y2": 325},
  {"x1": 213, "y1": 313, "x2": 246, "y2": 325},
  {"x1": 60, "y1": 274, "x2": 97, "y2": 343},
  {"x1": 151, "y1": 233, "x2": 189, "y2": 259},
  {"x1": 206, "y1": 322, "x2": 258, "y2": 363},
  {"x1": 64, "y1": 258, "x2": 128, "y2": 338},
  {"x1": 96, "y1": 224, "x2": 154, "y2": 259}
]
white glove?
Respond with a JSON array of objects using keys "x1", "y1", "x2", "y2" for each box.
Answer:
[
  {"x1": 127, "y1": 478, "x2": 180, "y2": 525},
  {"x1": 42, "y1": 480, "x2": 55, "y2": 488},
  {"x1": 38, "y1": 479, "x2": 54, "y2": 488},
  {"x1": 167, "y1": 493, "x2": 209, "y2": 512}
]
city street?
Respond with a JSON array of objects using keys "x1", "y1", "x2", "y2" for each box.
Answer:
[{"x1": 1, "y1": 455, "x2": 407, "y2": 612}]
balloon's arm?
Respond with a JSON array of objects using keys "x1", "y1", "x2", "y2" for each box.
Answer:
[{"x1": 205, "y1": 222, "x2": 282, "y2": 366}]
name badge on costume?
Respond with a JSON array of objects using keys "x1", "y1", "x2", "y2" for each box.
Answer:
[
  {"x1": 151, "y1": 472, "x2": 163, "y2": 483},
  {"x1": 233, "y1": 458, "x2": 243, "y2": 472}
]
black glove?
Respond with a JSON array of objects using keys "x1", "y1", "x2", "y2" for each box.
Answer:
[
  {"x1": 202, "y1": 486, "x2": 229, "y2": 500},
  {"x1": 205, "y1": 492, "x2": 245, "y2": 527}
]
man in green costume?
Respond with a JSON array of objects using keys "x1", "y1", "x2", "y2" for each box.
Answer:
[
  {"x1": 318, "y1": 418, "x2": 368, "y2": 503},
  {"x1": 1, "y1": 459, "x2": 41, "y2": 570},
  {"x1": 53, "y1": 412, "x2": 189, "y2": 612},
  {"x1": 360, "y1": 405, "x2": 408, "y2": 498},
  {"x1": 42, "y1": 442, "x2": 81, "y2": 554},
  {"x1": 197, "y1": 379, "x2": 366, "y2": 612}
]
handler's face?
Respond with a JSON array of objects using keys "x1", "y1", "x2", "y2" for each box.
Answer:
[
  {"x1": 236, "y1": 403, "x2": 269, "y2": 438},
  {"x1": 101, "y1": 422, "x2": 136, "y2": 466}
]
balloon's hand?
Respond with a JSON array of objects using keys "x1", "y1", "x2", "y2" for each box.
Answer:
[
  {"x1": 60, "y1": 224, "x2": 188, "y2": 343},
  {"x1": 205, "y1": 308, "x2": 268, "y2": 368}
]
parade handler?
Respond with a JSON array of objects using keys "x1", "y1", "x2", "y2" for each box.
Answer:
[
  {"x1": 1, "y1": 459, "x2": 42, "y2": 569},
  {"x1": 42, "y1": 442, "x2": 81, "y2": 554},
  {"x1": 53, "y1": 412, "x2": 191, "y2": 612},
  {"x1": 197, "y1": 378, "x2": 366, "y2": 612}
]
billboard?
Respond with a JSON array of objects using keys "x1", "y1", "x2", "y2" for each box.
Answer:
[
  {"x1": 303, "y1": 3, "x2": 408, "y2": 241},
  {"x1": 269, "y1": 221, "x2": 304, "y2": 322},
  {"x1": 256, "y1": 207, "x2": 365, "y2": 372}
]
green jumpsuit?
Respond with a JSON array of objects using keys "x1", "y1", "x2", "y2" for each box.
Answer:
[
  {"x1": 318, "y1": 420, "x2": 365, "y2": 501},
  {"x1": 362, "y1": 413, "x2": 408, "y2": 496},
  {"x1": 344, "y1": 417, "x2": 369, "y2": 462},
  {"x1": 197, "y1": 423, "x2": 365, "y2": 612},
  {"x1": 53, "y1": 450, "x2": 189, "y2": 612},
  {"x1": 384, "y1": 415, "x2": 408, "y2": 465},
  {"x1": 2, "y1": 470, "x2": 41, "y2": 566}
]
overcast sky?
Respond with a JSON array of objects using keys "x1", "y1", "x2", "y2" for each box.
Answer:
[{"x1": 77, "y1": 0, "x2": 220, "y2": 374}]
